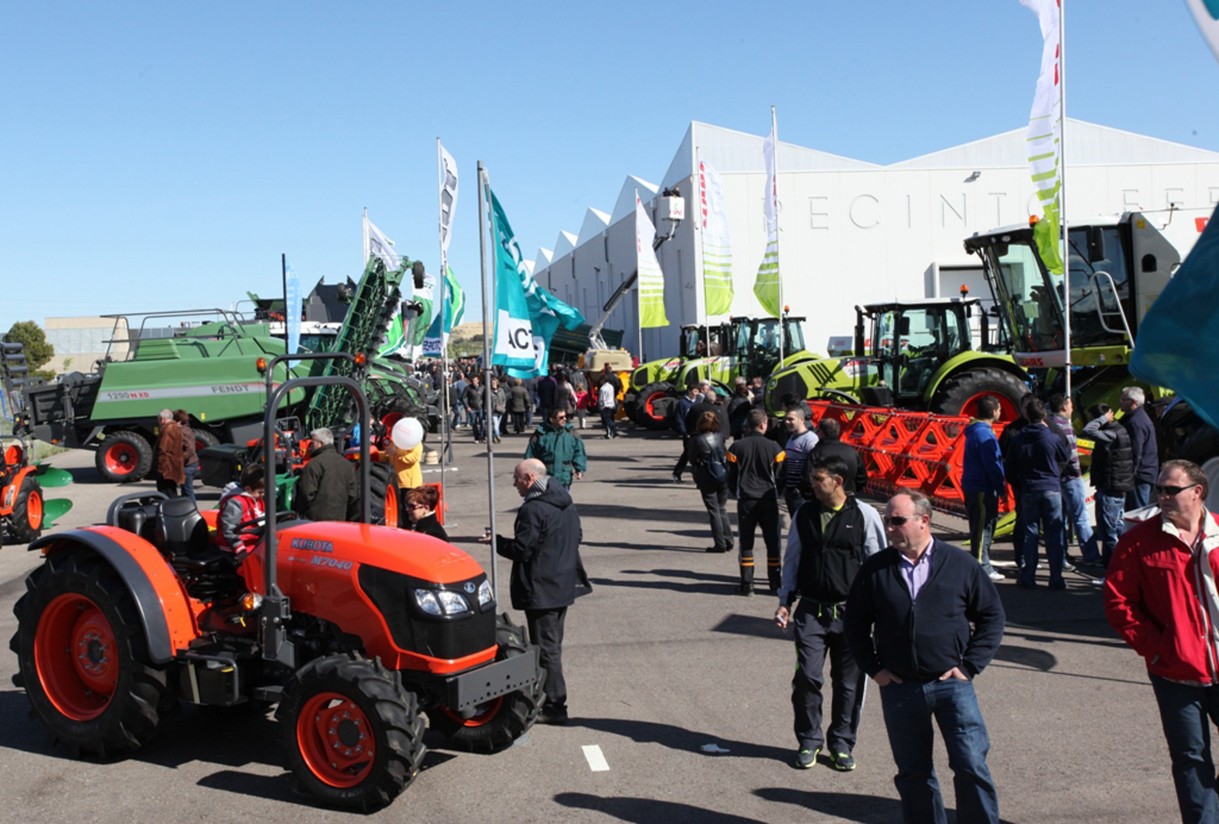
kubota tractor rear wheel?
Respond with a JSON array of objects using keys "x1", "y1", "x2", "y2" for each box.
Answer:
[
  {"x1": 8, "y1": 475, "x2": 44, "y2": 542},
  {"x1": 426, "y1": 613, "x2": 543, "y2": 753},
  {"x1": 634, "y1": 381, "x2": 675, "y2": 430},
  {"x1": 9, "y1": 549, "x2": 175, "y2": 757},
  {"x1": 95, "y1": 431, "x2": 154, "y2": 484},
  {"x1": 352, "y1": 462, "x2": 398, "y2": 527},
  {"x1": 278, "y1": 653, "x2": 426, "y2": 813}
]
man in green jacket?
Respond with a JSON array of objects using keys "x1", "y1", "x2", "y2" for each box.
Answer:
[{"x1": 525, "y1": 408, "x2": 587, "y2": 489}]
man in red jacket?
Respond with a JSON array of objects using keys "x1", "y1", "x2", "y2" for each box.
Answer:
[{"x1": 1105, "y1": 459, "x2": 1219, "y2": 824}]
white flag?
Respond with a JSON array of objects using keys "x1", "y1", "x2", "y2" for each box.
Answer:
[
  {"x1": 635, "y1": 191, "x2": 668, "y2": 328},
  {"x1": 753, "y1": 111, "x2": 781, "y2": 317},
  {"x1": 439, "y1": 142, "x2": 459, "y2": 263},
  {"x1": 363, "y1": 214, "x2": 400, "y2": 271},
  {"x1": 699, "y1": 159, "x2": 734, "y2": 315}
]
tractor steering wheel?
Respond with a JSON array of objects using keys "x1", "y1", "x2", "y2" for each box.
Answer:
[{"x1": 235, "y1": 510, "x2": 299, "y2": 538}]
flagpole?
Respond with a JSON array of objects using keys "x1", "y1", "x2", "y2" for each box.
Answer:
[
  {"x1": 436, "y1": 139, "x2": 450, "y2": 494},
  {"x1": 477, "y1": 162, "x2": 498, "y2": 600},
  {"x1": 1058, "y1": 0, "x2": 1072, "y2": 400},
  {"x1": 771, "y1": 105, "x2": 786, "y2": 366}
]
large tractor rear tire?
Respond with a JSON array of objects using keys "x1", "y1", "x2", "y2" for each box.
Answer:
[
  {"x1": 95, "y1": 431, "x2": 154, "y2": 484},
  {"x1": 193, "y1": 428, "x2": 220, "y2": 453},
  {"x1": 931, "y1": 368, "x2": 1028, "y2": 422},
  {"x1": 354, "y1": 462, "x2": 398, "y2": 527},
  {"x1": 634, "y1": 382, "x2": 675, "y2": 430},
  {"x1": 278, "y1": 653, "x2": 426, "y2": 813},
  {"x1": 9, "y1": 549, "x2": 175, "y2": 757},
  {"x1": 426, "y1": 613, "x2": 543, "y2": 753},
  {"x1": 8, "y1": 475, "x2": 44, "y2": 542}
]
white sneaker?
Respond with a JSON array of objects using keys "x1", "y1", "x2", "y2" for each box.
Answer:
[
  {"x1": 1090, "y1": 576, "x2": 1106, "y2": 587},
  {"x1": 987, "y1": 570, "x2": 1005, "y2": 582}
]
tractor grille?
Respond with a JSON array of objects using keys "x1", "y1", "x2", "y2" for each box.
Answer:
[{"x1": 358, "y1": 566, "x2": 495, "y2": 660}]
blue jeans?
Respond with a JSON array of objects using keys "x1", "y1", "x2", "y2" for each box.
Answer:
[
  {"x1": 1019, "y1": 490, "x2": 1065, "y2": 588},
  {"x1": 182, "y1": 463, "x2": 198, "y2": 507},
  {"x1": 1061, "y1": 477, "x2": 1099, "y2": 561},
  {"x1": 468, "y1": 409, "x2": 485, "y2": 441},
  {"x1": 879, "y1": 678, "x2": 999, "y2": 824},
  {"x1": 1095, "y1": 491, "x2": 1127, "y2": 567},
  {"x1": 965, "y1": 490, "x2": 998, "y2": 575},
  {"x1": 1128, "y1": 481, "x2": 1153, "y2": 511},
  {"x1": 1151, "y1": 674, "x2": 1219, "y2": 824}
]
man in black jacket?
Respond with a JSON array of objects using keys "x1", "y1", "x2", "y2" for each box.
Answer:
[
  {"x1": 490, "y1": 458, "x2": 584, "y2": 725},
  {"x1": 846, "y1": 490, "x2": 1005, "y2": 824},
  {"x1": 727, "y1": 409, "x2": 786, "y2": 595},
  {"x1": 775, "y1": 455, "x2": 886, "y2": 771},
  {"x1": 1119, "y1": 385, "x2": 1159, "y2": 510},
  {"x1": 804, "y1": 417, "x2": 867, "y2": 496},
  {"x1": 294, "y1": 428, "x2": 356, "y2": 522},
  {"x1": 1083, "y1": 403, "x2": 1135, "y2": 573}
]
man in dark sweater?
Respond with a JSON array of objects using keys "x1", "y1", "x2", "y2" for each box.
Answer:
[
  {"x1": 489, "y1": 458, "x2": 584, "y2": 726},
  {"x1": 846, "y1": 490, "x2": 1005, "y2": 824},
  {"x1": 1082, "y1": 403, "x2": 1135, "y2": 571},
  {"x1": 775, "y1": 454, "x2": 885, "y2": 771},
  {"x1": 1009, "y1": 397, "x2": 1071, "y2": 590},
  {"x1": 1119, "y1": 385, "x2": 1159, "y2": 510},
  {"x1": 805, "y1": 418, "x2": 867, "y2": 495},
  {"x1": 294, "y1": 427, "x2": 356, "y2": 522},
  {"x1": 727, "y1": 409, "x2": 786, "y2": 595}
]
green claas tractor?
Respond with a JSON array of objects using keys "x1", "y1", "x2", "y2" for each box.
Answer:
[
  {"x1": 764, "y1": 297, "x2": 1028, "y2": 420},
  {"x1": 632, "y1": 316, "x2": 818, "y2": 430},
  {"x1": 626, "y1": 323, "x2": 729, "y2": 426}
]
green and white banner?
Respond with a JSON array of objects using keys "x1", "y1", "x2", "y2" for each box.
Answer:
[
  {"x1": 634, "y1": 190, "x2": 668, "y2": 328},
  {"x1": 753, "y1": 112, "x2": 781, "y2": 317},
  {"x1": 488, "y1": 186, "x2": 539, "y2": 373},
  {"x1": 699, "y1": 158, "x2": 734, "y2": 316},
  {"x1": 1021, "y1": 0, "x2": 1064, "y2": 275}
]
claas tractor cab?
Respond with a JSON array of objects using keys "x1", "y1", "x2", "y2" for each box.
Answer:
[
  {"x1": 764, "y1": 297, "x2": 1026, "y2": 420},
  {"x1": 628, "y1": 322, "x2": 731, "y2": 428},
  {"x1": 10, "y1": 360, "x2": 543, "y2": 812},
  {"x1": 963, "y1": 211, "x2": 1179, "y2": 418}
]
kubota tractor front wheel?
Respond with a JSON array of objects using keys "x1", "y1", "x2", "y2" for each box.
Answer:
[
  {"x1": 95, "y1": 431, "x2": 154, "y2": 484},
  {"x1": 9, "y1": 549, "x2": 175, "y2": 756},
  {"x1": 278, "y1": 653, "x2": 426, "y2": 813},
  {"x1": 7, "y1": 474, "x2": 44, "y2": 542},
  {"x1": 426, "y1": 613, "x2": 543, "y2": 753}
]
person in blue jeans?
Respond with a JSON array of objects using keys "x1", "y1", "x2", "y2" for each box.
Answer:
[
  {"x1": 1082, "y1": 403, "x2": 1134, "y2": 570},
  {"x1": 845, "y1": 490, "x2": 1005, "y2": 824},
  {"x1": 961, "y1": 396, "x2": 1007, "y2": 582},
  {"x1": 1120, "y1": 385, "x2": 1159, "y2": 510},
  {"x1": 1008, "y1": 398, "x2": 1071, "y2": 590},
  {"x1": 1048, "y1": 394, "x2": 1100, "y2": 565}
]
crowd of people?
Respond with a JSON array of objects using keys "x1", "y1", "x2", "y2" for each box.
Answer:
[{"x1": 144, "y1": 367, "x2": 1219, "y2": 824}]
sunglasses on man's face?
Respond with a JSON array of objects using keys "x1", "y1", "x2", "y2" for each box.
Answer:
[
  {"x1": 884, "y1": 516, "x2": 913, "y2": 526},
  {"x1": 1154, "y1": 483, "x2": 1201, "y2": 497}
]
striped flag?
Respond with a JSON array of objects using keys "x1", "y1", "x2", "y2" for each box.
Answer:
[
  {"x1": 699, "y1": 159, "x2": 734, "y2": 316},
  {"x1": 1021, "y1": 0, "x2": 1064, "y2": 274},
  {"x1": 753, "y1": 111, "x2": 781, "y2": 317},
  {"x1": 635, "y1": 191, "x2": 668, "y2": 328}
]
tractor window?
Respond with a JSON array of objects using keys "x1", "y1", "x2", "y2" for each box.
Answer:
[
  {"x1": 682, "y1": 327, "x2": 703, "y2": 359},
  {"x1": 1066, "y1": 226, "x2": 1131, "y2": 348},
  {"x1": 994, "y1": 241, "x2": 1062, "y2": 352},
  {"x1": 784, "y1": 319, "x2": 805, "y2": 354}
]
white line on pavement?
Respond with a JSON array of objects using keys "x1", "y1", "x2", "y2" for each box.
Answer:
[{"x1": 582, "y1": 744, "x2": 610, "y2": 772}]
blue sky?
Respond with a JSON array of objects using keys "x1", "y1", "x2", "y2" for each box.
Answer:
[{"x1": 2, "y1": 1, "x2": 1216, "y2": 334}]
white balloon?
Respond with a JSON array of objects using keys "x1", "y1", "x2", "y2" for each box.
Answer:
[{"x1": 391, "y1": 417, "x2": 424, "y2": 450}]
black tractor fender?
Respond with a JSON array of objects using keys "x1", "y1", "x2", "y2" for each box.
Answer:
[{"x1": 28, "y1": 528, "x2": 195, "y2": 665}]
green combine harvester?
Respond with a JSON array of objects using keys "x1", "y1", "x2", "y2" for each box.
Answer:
[{"x1": 18, "y1": 257, "x2": 426, "y2": 483}]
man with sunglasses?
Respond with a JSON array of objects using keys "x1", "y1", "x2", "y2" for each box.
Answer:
[
  {"x1": 845, "y1": 490, "x2": 1005, "y2": 824},
  {"x1": 1105, "y1": 459, "x2": 1219, "y2": 824}
]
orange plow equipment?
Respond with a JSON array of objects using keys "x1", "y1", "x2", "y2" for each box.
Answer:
[{"x1": 805, "y1": 401, "x2": 1015, "y2": 518}]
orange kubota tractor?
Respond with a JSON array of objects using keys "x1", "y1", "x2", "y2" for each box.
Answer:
[{"x1": 9, "y1": 364, "x2": 543, "y2": 812}]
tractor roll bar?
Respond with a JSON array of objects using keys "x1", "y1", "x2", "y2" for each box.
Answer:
[{"x1": 257, "y1": 352, "x2": 371, "y2": 667}]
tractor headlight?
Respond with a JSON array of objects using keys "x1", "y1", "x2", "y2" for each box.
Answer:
[
  {"x1": 477, "y1": 579, "x2": 493, "y2": 607},
  {"x1": 413, "y1": 588, "x2": 471, "y2": 616}
]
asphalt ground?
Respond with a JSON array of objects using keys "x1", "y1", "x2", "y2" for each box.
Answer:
[{"x1": 0, "y1": 422, "x2": 1176, "y2": 823}]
